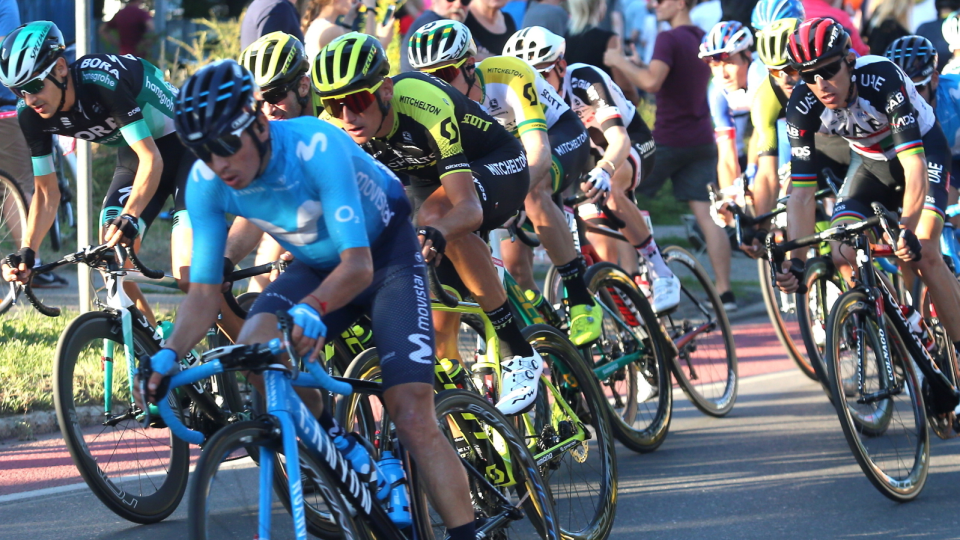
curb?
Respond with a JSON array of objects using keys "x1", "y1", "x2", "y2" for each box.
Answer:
[{"x1": 0, "y1": 405, "x2": 122, "y2": 442}]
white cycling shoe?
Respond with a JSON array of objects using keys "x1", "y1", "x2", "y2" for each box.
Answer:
[
  {"x1": 496, "y1": 351, "x2": 545, "y2": 415},
  {"x1": 651, "y1": 275, "x2": 681, "y2": 314}
]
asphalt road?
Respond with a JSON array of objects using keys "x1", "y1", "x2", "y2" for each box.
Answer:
[{"x1": 5, "y1": 330, "x2": 960, "y2": 539}]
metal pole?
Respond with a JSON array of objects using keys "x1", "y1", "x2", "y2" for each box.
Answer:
[{"x1": 76, "y1": 0, "x2": 93, "y2": 313}]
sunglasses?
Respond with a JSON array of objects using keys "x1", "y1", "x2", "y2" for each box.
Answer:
[
  {"x1": 444, "y1": 0, "x2": 471, "y2": 5},
  {"x1": 261, "y1": 80, "x2": 299, "y2": 105},
  {"x1": 701, "y1": 52, "x2": 733, "y2": 64},
  {"x1": 798, "y1": 59, "x2": 845, "y2": 85},
  {"x1": 537, "y1": 60, "x2": 561, "y2": 75},
  {"x1": 12, "y1": 62, "x2": 56, "y2": 97},
  {"x1": 768, "y1": 65, "x2": 798, "y2": 78},
  {"x1": 189, "y1": 133, "x2": 246, "y2": 163},
  {"x1": 322, "y1": 80, "x2": 383, "y2": 117},
  {"x1": 422, "y1": 58, "x2": 472, "y2": 84}
]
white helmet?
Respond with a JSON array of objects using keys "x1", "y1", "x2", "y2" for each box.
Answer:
[
  {"x1": 503, "y1": 26, "x2": 566, "y2": 66},
  {"x1": 0, "y1": 21, "x2": 65, "y2": 89},
  {"x1": 944, "y1": 11, "x2": 960, "y2": 52},
  {"x1": 407, "y1": 20, "x2": 477, "y2": 70},
  {"x1": 699, "y1": 20, "x2": 754, "y2": 59}
]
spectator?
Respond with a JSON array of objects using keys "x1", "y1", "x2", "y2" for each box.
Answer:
[
  {"x1": 0, "y1": 0, "x2": 29, "y2": 207},
  {"x1": 303, "y1": 0, "x2": 356, "y2": 61},
  {"x1": 400, "y1": 0, "x2": 470, "y2": 72},
  {"x1": 802, "y1": 0, "x2": 869, "y2": 55},
  {"x1": 944, "y1": 9, "x2": 960, "y2": 74},
  {"x1": 240, "y1": 0, "x2": 304, "y2": 50},
  {"x1": 523, "y1": 0, "x2": 569, "y2": 36},
  {"x1": 567, "y1": 0, "x2": 642, "y2": 103},
  {"x1": 864, "y1": 0, "x2": 910, "y2": 54},
  {"x1": 916, "y1": 0, "x2": 960, "y2": 70},
  {"x1": 719, "y1": 0, "x2": 758, "y2": 28},
  {"x1": 604, "y1": 0, "x2": 736, "y2": 310},
  {"x1": 465, "y1": 0, "x2": 517, "y2": 54},
  {"x1": 691, "y1": 0, "x2": 723, "y2": 32},
  {"x1": 99, "y1": 0, "x2": 154, "y2": 57}
]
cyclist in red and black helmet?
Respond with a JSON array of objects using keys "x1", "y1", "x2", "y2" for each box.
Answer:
[{"x1": 775, "y1": 17, "x2": 960, "y2": 351}]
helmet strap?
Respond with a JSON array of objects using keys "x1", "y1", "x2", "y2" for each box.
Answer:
[
  {"x1": 461, "y1": 63, "x2": 477, "y2": 96},
  {"x1": 373, "y1": 91, "x2": 392, "y2": 137},
  {"x1": 48, "y1": 72, "x2": 68, "y2": 114},
  {"x1": 248, "y1": 121, "x2": 271, "y2": 179}
]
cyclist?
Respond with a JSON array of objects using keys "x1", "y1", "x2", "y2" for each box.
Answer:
[
  {"x1": 235, "y1": 31, "x2": 314, "y2": 292},
  {"x1": 750, "y1": 0, "x2": 804, "y2": 32},
  {"x1": 943, "y1": 10, "x2": 960, "y2": 75},
  {"x1": 313, "y1": 32, "x2": 543, "y2": 415},
  {"x1": 407, "y1": 21, "x2": 613, "y2": 325},
  {"x1": 0, "y1": 22, "x2": 239, "y2": 331},
  {"x1": 138, "y1": 60, "x2": 478, "y2": 540},
  {"x1": 503, "y1": 25, "x2": 683, "y2": 313},
  {"x1": 775, "y1": 18, "x2": 960, "y2": 350},
  {"x1": 884, "y1": 36, "x2": 960, "y2": 215}
]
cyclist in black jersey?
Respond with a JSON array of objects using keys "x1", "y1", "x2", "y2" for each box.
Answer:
[
  {"x1": 775, "y1": 18, "x2": 960, "y2": 347},
  {"x1": 313, "y1": 32, "x2": 545, "y2": 416},
  {"x1": 0, "y1": 22, "x2": 239, "y2": 332},
  {"x1": 507, "y1": 26, "x2": 682, "y2": 313}
]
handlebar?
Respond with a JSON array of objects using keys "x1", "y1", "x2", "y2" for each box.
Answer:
[
  {"x1": 506, "y1": 220, "x2": 541, "y2": 248},
  {"x1": 427, "y1": 260, "x2": 458, "y2": 308},
  {"x1": 222, "y1": 259, "x2": 289, "y2": 319}
]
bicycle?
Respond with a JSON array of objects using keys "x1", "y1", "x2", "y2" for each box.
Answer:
[
  {"x1": 0, "y1": 159, "x2": 29, "y2": 315},
  {"x1": 768, "y1": 202, "x2": 960, "y2": 502},
  {"x1": 338, "y1": 265, "x2": 618, "y2": 540},
  {"x1": 18, "y1": 242, "x2": 279, "y2": 523},
  {"x1": 546, "y1": 198, "x2": 736, "y2": 418},
  {"x1": 149, "y1": 311, "x2": 561, "y2": 540}
]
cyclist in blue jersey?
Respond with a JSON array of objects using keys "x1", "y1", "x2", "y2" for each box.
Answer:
[{"x1": 137, "y1": 61, "x2": 477, "y2": 540}]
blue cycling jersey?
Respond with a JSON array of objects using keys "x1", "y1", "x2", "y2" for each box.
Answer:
[
  {"x1": 936, "y1": 74, "x2": 960, "y2": 159},
  {"x1": 186, "y1": 117, "x2": 409, "y2": 285}
]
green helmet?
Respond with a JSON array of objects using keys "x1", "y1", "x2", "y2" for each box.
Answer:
[
  {"x1": 0, "y1": 21, "x2": 65, "y2": 89},
  {"x1": 312, "y1": 32, "x2": 390, "y2": 98},
  {"x1": 240, "y1": 31, "x2": 309, "y2": 91},
  {"x1": 756, "y1": 18, "x2": 800, "y2": 69}
]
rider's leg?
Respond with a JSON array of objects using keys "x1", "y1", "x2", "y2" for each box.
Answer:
[
  {"x1": 906, "y1": 211, "x2": 960, "y2": 341},
  {"x1": 500, "y1": 237, "x2": 537, "y2": 291}
]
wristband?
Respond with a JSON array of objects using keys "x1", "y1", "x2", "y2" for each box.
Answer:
[
  {"x1": 597, "y1": 159, "x2": 616, "y2": 173},
  {"x1": 307, "y1": 293, "x2": 327, "y2": 315}
]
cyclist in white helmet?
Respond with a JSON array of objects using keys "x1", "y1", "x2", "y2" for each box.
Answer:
[{"x1": 943, "y1": 10, "x2": 960, "y2": 75}]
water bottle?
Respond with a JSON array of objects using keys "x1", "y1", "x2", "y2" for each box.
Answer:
[
  {"x1": 378, "y1": 450, "x2": 412, "y2": 528},
  {"x1": 333, "y1": 433, "x2": 388, "y2": 500},
  {"x1": 901, "y1": 306, "x2": 935, "y2": 352}
]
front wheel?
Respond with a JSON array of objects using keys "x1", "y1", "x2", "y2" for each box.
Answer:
[
  {"x1": 758, "y1": 257, "x2": 816, "y2": 380},
  {"x1": 826, "y1": 290, "x2": 929, "y2": 502}
]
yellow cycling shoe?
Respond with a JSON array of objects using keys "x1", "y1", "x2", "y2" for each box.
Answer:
[{"x1": 569, "y1": 302, "x2": 602, "y2": 346}]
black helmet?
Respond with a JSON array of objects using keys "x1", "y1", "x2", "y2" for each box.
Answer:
[
  {"x1": 884, "y1": 35, "x2": 938, "y2": 86},
  {"x1": 175, "y1": 60, "x2": 258, "y2": 157}
]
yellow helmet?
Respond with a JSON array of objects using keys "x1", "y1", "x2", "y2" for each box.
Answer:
[
  {"x1": 312, "y1": 32, "x2": 390, "y2": 98},
  {"x1": 239, "y1": 31, "x2": 309, "y2": 91},
  {"x1": 756, "y1": 18, "x2": 800, "y2": 69}
]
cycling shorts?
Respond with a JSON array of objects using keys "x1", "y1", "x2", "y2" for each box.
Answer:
[
  {"x1": 101, "y1": 133, "x2": 195, "y2": 234},
  {"x1": 813, "y1": 133, "x2": 852, "y2": 191},
  {"x1": 248, "y1": 214, "x2": 435, "y2": 390},
  {"x1": 406, "y1": 142, "x2": 530, "y2": 234},
  {"x1": 578, "y1": 123, "x2": 657, "y2": 228},
  {"x1": 832, "y1": 124, "x2": 950, "y2": 226},
  {"x1": 548, "y1": 109, "x2": 591, "y2": 194}
]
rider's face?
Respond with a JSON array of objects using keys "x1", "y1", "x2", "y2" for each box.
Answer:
[
  {"x1": 20, "y1": 58, "x2": 70, "y2": 118},
  {"x1": 330, "y1": 79, "x2": 393, "y2": 143},
  {"x1": 535, "y1": 60, "x2": 563, "y2": 92},
  {"x1": 206, "y1": 128, "x2": 264, "y2": 190},
  {"x1": 770, "y1": 67, "x2": 800, "y2": 97},
  {"x1": 259, "y1": 77, "x2": 308, "y2": 120},
  {"x1": 803, "y1": 56, "x2": 853, "y2": 110},
  {"x1": 709, "y1": 53, "x2": 749, "y2": 93}
]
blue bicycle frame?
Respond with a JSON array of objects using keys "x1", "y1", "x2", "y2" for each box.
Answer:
[{"x1": 942, "y1": 204, "x2": 960, "y2": 274}]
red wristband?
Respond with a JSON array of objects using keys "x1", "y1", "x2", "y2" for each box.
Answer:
[{"x1": 307, "y1": 294, "x2": 327, "y2": 315}]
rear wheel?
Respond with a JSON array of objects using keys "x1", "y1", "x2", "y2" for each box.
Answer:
[{"x1": 0, "y1": 171, "x2": 28, "y2": 316}]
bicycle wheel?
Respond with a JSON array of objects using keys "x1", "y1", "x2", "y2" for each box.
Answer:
[
  {"x1": 543, "y1": 264, "x2": 564, "y2": 307},
  {"x1": 189, "y1": 420, "x2": 362, "y2": 540},
  {"x1": 521, "y1": 324, "x2": 617, "y2": 540},
  {"x1": 410, "y1": 389, "x2": 560, "y2": 540},
  {"x1": 0, "y1": 170, "x2": 27, "y2": 315},
  {"x1": 53, "y1": 311, "x2": 189, "y2": 523},
  {"x1": 583, "y1": 261, "x2": 672, "y2": 453},
  {"x1": 825, "y1": 290, "x2": 929, "y2": 502},
  {"x1": 661, "y1": 246, "x2": 738, "y2": 417},
  {"x1": 797, "y1": 258, "x2": 845, "y2": 397},
  {"x1": 758, "y1": 257, "x2": 816, "y2": 380}
]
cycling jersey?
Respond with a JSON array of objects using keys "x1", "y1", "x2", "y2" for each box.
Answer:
[
  {"x1": 187, "y1": 117, "x2": 409, "y2": 285},
  {"x1": 751, "y1": 74, "x2": 789, "y2": 159},
  {"x1": 935, "y1": 74, "x2": 960, "y2": 158},
  {"x1": 787, "y1": 55, "x2": 935, "y2": 188},
  {"x1": 944, "y1": 57, "x2": 960, "y2": 76},
  {"x1": 18, "y1": 53, "x2": 177, "y2": 177},
  {"x1": 475, "y1": 55, "x2": 568, "y2": 135}
]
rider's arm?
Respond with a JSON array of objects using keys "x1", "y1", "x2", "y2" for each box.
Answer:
[
  {"x1": 162, "y1": 283, "x2": 223, "y2": 358},
  {"x1": 603, "y1": 44, "x2": 670, "y2": 94},
  {"x1": 436, "y1": 171, "x2": 484, "y2": 238},
  {"x1": 709, "y1": 85, "x2": 739, "y2": 190},
  {"x1": 520, "y1": 129, "x2": 553, "y2": 187},
  {"x1": 303, "y1": 246, "x2": 373, "y2": 315},
  {"x1": 600, "y1": 125, "x2": 632, "y2": 169},
  {"x1": 884, "y1": 76, "x2": 930, "y2": 231},
  {"x1": 23, "y1": 172, "x2": 59, "y2": 250},
  {"x1": 575, "y1": 66, "x2": 632, "y2": 169},
  {"x1": 752, "y1": 155, "x2": 779, "y2": 220},
  {"x1": 118, "y1": 136, "x2": 164, "y2": 221},
  {"x1": 784, "y1": 86, "x2": 823, "y2": 261},
  {"x1": 750, "y1": 85, "x2": 783, "y2": 219},
  {"x1": 224, "y1": 217, "x2": 268, "y2": 264},
  {"x1": 899, "y1": 151, "x2": 929, "y2": 231}
]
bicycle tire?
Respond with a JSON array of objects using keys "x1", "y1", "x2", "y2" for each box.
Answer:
[
  {"x1": 583, "y1": 261, "x2": 672, "y2": 453},
  {"x1": 825, "y1": 290, "x2": 929, "y2": 502},
  {"x1": 53, "y1": 311, "x2": 190, "y2": 523},
  {"x1": 521, "y1": 324, "x2": 617, "y2": 540},
  {"x1": 0, "y1": 170, "x2": 27, "y2": 315},
  {"x1": 661, "y1": 246, "x2": 738, "y2": 417},
  {"x1": 758, "y1": 257, "x2": 816, "y2": 380},
  {"x1": 543, "y1": 264, "x2": 564, "y2": 307},
  {"x1": 796, "y1": 258, "x2": 844, "y2": 399},
  {"x1": 189, "y1": 419, "x2": 362, "y2": 540}
]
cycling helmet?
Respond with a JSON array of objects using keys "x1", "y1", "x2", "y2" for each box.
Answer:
[
  {"x1": 944, "y1": 11, "x2": 960, "y2": 52},
  {"x1": 751, "y1": 0, "x2": 805, "y2": 32},
  {"x1": 503, "y1": 26, "x2": 566, "y2": 66},
  {"x1": 0, "y1": 21, "x2": 65, "y2": 89},
  {"x1": 313, "y1": 32, "x2": 390, "y2": 97},
  {"x1": 407, "y1": 20, "x2": 477, "y2": 70},
  {"x1": 756, "y1": 18, "x2": 800, "y2": 69},
  {"x1": 240, "y1": 31, "x2": 309, "y2": 92},
  {"x1": 787, "y1": 18, "x2": 851, "y2": 70},
  {"x1": 699, "y1": 21, "x2": 754, "y2": 59},
  {"x1": 175, "y1": 60, "x2": 258, "y2": 154},
  {"x1": 884, "y1": 36, "x2": 938, "y2": 86}
]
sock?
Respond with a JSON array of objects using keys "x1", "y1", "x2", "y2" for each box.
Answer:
[
  {"x1": 485, "y1": 301, "x2": 534, "y2": 358},
  {"x1": 317, "y1": 409, "x2": 345, "y2": 438},
  {"x1": 556, "y1": 257, "x2": 593, "y2": 307},
  {"x1": 447, "y1": 521, "x2": 476, "y2": 540},
  {"x1": 635, "y1": 236, "x2": 672, "y2": 281}
]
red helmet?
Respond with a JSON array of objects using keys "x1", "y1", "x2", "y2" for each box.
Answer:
[{"x1": 787, "y1": 18, "x2": 850, "y2": 70}]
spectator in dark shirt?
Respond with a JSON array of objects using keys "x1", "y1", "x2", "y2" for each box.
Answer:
[
  {"x1": 566, "y1": 0, "x2": 641, "y2": 103},
  {"x1": 917, "y1": 0, "x2": 960, "y2": 71},
  {"x1": 240, "y1": 0, "x2": 305, "y2": 50},
  {"x1": 99, "y1": 0, "x2": 154, "y2": 57},
  {"x1": 465, "y1": 0, "x2": 516, "y2": 54},
  {"x1": 604, "y1": 0, "x2": 735, "y2": 310},
  {"x1": 400, "y1": 0, "x2": 470, "y2": 72}
]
